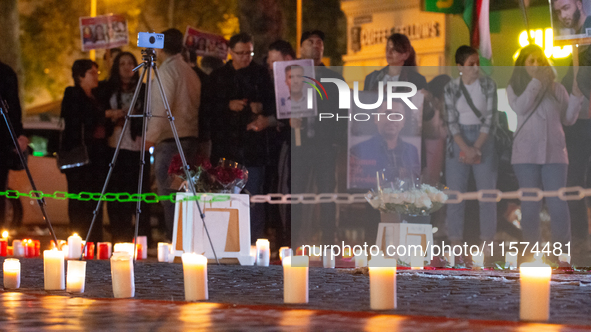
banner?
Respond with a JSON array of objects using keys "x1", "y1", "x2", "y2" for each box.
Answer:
[
  {"x1": 79, "y1": 14, "x2": 128, "y2": 52},
  {"x1": 184, "y1": 26, "x2": 229, "y2": 60},
  {"x1": 272, "y1": 60, "x2": 317, "y2": 120}
]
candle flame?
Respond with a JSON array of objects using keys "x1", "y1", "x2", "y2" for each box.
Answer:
[{"x1": 2, "y1": 231, "x2": 8, "y2": 239}]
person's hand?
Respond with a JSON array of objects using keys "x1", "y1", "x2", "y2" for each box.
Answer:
[
  {"x1": 250, "y1": 102, "x2": 263, "y2": 115},
  {"x1": 106, "y1": 109, "x2": 125, "y2": 120},
  {"x1": 290, "y1": 118, "x2": 302, "y2": 129},
  {"x1": 17, "y1": 135, "x2": 29, "y2": 152},
  {"x1": 229, "y1": 99, "x2": 248, "y2": 112},
  {"x1": 247, "y1": 115, "x2": 271, "y2": 132},
  {"x1": 460, "y1": 146, "x2": 480, "y2": 164},
  {"x1": 573, "y1": 76, "x2": 583, "y2": 97}
]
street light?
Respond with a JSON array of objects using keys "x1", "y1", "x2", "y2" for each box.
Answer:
[{"x1": 90, "y1": 0, "x2": 97, "y2": 61}]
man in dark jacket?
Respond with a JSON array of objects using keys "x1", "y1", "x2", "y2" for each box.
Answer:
[
  {"x1": 209, "y1": 32, "x2": 275, "y2": 243},
  {"x1": 0, "y1": 61, "x2": 28, "y2": 227},
  {"x1": 290, "y1": 30, "x2": 347, "y2": 246}
]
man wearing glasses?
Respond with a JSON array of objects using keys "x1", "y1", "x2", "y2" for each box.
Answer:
[{"x1": 209, "y1": 32, "x2": 275, "y2": 243}]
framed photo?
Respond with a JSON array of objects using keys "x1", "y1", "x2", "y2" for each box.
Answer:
[
  {"x1": 347, "y1": 91, "x2": 424, "y2": 190},
  {"x1": 272, "y1": 59, "x2": 317, "y2": 120},
  {"x1": 184, "y1": 26, "x2": 229, "y2": 60},
  {"x1": 550, "y1": 0, "x2": 591, "y2": 46}
]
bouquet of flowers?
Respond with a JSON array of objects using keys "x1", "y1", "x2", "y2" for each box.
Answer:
[
  {"x1": 366, "y1": 178, "x2": 448, "y2": 216},
  {"x1": 168, "y1": 155, "x2": 248, "y2": 193}
]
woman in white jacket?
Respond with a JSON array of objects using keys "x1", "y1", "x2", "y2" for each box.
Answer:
[{"x1": 507, "y1": 44, "x2": 579, "y2": 249}]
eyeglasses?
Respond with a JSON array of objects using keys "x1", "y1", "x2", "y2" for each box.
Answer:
[{"x1": 233, "y1": 50, "x2": 254, "y2": 57}]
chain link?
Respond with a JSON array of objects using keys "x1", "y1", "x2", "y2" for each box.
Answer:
[{"x1": 4, "y1": 187, "x2": 591, "y2": 205}]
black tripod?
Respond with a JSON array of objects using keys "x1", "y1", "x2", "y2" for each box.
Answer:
[
  {"x1": 0, "y1": 93, "x2": 59, "y2": 245},
  {"x1": 82, "y1": 48, "x2": 218, "y2": 263}
]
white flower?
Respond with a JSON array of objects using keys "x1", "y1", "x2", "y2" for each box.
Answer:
[{"x1": 415, "y1": 193, "x2": 433, "y2": 208}]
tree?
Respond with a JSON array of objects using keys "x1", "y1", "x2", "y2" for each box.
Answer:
[
  {"x1": 238, "y1": 0, "x2": 283, "y2": 63},
  {"x1": 0, "y1": 0, "x2": 24, "y2": 95}
]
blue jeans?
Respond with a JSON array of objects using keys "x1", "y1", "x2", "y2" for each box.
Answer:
[
  {"x1": 513, "y1": 163, "x2": 571, "y2": 245},
  {"x1": 154, "y1": 137, "x2": 199, "y2": 240},
  {"x1": 446, "y1": 124, "x2": 498, "y2": 242}
]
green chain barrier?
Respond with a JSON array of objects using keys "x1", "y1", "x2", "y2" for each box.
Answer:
[{"x1": 0, "y1": 190, "x2": 231, "y2": 204}]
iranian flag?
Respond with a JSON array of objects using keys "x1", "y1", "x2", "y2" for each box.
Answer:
[{"x1": 463, "y1": 0, "x2": 492, "y2": 64}]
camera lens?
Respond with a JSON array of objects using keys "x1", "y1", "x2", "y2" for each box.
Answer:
[{"x1": 149, "y1": 36, "x2": 155, "y2": 44}]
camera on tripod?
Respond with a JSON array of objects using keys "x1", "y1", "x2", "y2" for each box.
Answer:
[{"x1": 137, "y1": 32, "x2": 164, "y2": 49}]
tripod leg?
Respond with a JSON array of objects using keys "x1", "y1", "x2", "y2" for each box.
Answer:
[
  {"x1": 151, "y1": 63, "x2": 219, "y2": 264},
  {"x1": 0, "y1": 97, "x2": 59, "y2": 245},
  {"x1": 81, "y1": 64, "x2": 149, "y2": 259}
]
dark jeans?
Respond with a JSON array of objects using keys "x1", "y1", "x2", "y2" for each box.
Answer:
[
  {"x1": 291, "y1": 144, "x2": 337, "y2": 246},
  {"x1": 65, "y1": 164, "x2": 105, "y2": 243},
  {"x1": 245, "y1": 166, "x2": 265, "y2": 243},
  {"x1": 565, "y1": 119, "x2": 591, "y2": 246},
  {"x1": 106, "y1": 148, "x2": 151, "y2": 244}
]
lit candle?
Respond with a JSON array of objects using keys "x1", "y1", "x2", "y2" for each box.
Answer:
[
  {"x1": 505, "y1": 252, "x2": 518, "y2": 270},
  {"x1": 279, "y1": 247, "x2": 291, "y2": 261},
  {"x1": 182, "y1": 253, "x2": 208, "y2": 301},
  {"x1": 256, "y1": 239, "x2": 270, "y2": 266},
  {"x1": 66, "y1": 260, "x2": 86, "y2": 293},
  {"x1": 84, "y1": 242, "x2": 95, "y2": 260},
  {"x1": 410, "y1": 253, "x2": 424, "y2": 270},
  {"x1": 309, "y1": 245, "x2": 322, "y2": 262},
  {"x1": 68, "y1": 234, "x2": 82, "y2": 260},
  {"x1": 136, "y1": 236, "x2": 148, "y2": 259},
  {"x1": 114, "y1": 243, "x2": 135, "y2": 258},
  {"x1": 472, "y1": 253, "x2": 484, "y2": 270},
  {"x1": 33, "y1": 240, "x2": 40, "y2": 257},
  {"x1": 520, "y1": 262, "x2": 552, "y2": 321},
  {"x1": 369, "y1": 255, "x2": 397, "y2": 310},
  {"x1": 24, "y1": 240, "x2": 34, "y2": 258},
  {"x1": 445, "y1": 252, "x2": 455, "y2": 267},
  {"x1": 355, "y1": 251, "x2": 368, "y2": 268},
  {"x1": 12, "y1": 240, "x2": 23, "y2": 257},
  {"x1": 0, "y1": 239, "x2": 6, "y2": 257},
  {"x1": 2, "y1": 231, "x2": 8, "y2": 240},
  {"x1": 61, "y1": 244, "x2": 69, "y2": 259},
  {"x1": 135, "y1": 244, "x2": 143, "y2": 260},
  {"x1": 43, "y1": 249, "x2": 65, "y2": 290},
  {"x1": 110, "y1": 252, "x2": 135, "y2": 298},
  {"x1": 7, "y1": 246, "x2": 13, "y2": 256},
  {"x1": 283, "y1": 256, "x2": 309, "y2": 304},
  {"x1": 250, "y1": 245, "x2": 257, "y2": 265},
  {"x1": 3, "y1": 258, "x2": 20, "y2": 289},
  {"x1": 157, "y1": 243, "x2": 170, "y2": 262},
  {"x1": 97, "y1": 242, "x2": 112, "y2": 260}
]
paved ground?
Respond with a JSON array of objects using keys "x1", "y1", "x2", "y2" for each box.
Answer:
[{"x1": 3, "y1": 258, "x2": 591, "y2": 330}]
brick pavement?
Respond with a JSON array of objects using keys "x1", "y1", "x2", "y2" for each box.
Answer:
[{"x1": 3, "y1": 258, "x2": 591, "y2": 327}]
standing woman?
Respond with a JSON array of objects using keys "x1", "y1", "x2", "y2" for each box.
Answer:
[
  {"x1": 97, "y1": 52, "x2": 150, "y2": 244},
  {"x1": 364, "y1": 33, "x2": 426, "y2": 91},
  {"x1": 60, "y1": 59, "x2": 107, "y2": 242},
  {"x1": 444, "y1": 46, "x2": 498, "y2": 251},
  {"x1": 507, "y1": 44, "x2": 578, "y2": 249}
]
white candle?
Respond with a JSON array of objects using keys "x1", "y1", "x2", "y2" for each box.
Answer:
[
  {"x1": 369, "y1": 255, "x2": 397, "y2": 310},
  {"x1": 3, "y1": 258, "x2": 20, "y2": 289},
  {"x1": 43, "y1": 249, "x2": 65, "y2": 290},
  {"x1": 410, "y1": 253, "x2": 424, "y2": 270},
  {"x1": 182, "y1": 253, "x2": 208, "y2": 301},
  {"x1": 12, "y1": 240, "x2": 24, "y2": 257},
  {"x1": 283, "y1": 256, "x2": 309, "y2": 304},
  {"x1": 472, "y1": 253, "x2": 484, "y2": 270},
  {"x1": 520, "y1": 262, "x2": 552, "y2": 321},
  {"x1": 250, "y1": 245, "x2": 257, "y2": 265},
  {"x1": 157, "y1": 243, "x2": 170, "y2": 262},
  {"x1": 505, "y1": 252, "x2": 518, "y2": 270},
  {"x1": 68, "y1": 234, "x2": 82, "y2": 260},
  {"x1": 136, "y1": 236, "x2": 148, "y2": 259},
  {"x1": 256, "y1": 239, "x2": 270, "y2": 267},
  {"x1": 279, "y1": 247, "x2": 292, "y2": 263},
  {"x1": 61, "y1": 245, "x2": 69, "y2": 259},
  {"x1": 558, "y1": 254, "x2": 571, "y2": 264},
  {"x1": 110, "y1": 252, "x2": 135, "y2": 298},
  {"x1": 355, "y1": 251, "x2": 368, "y2": 268},
  {"x1": 323, "y1": 251, "x2": 336, "y2": 269},
  {"x1": 66, "y1": 260, "x2": 86, "y2": 293},
  {"x1": 114, "y1": 243, "x2": 135, "y2": 258}
]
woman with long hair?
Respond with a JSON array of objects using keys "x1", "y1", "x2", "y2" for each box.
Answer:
[
  {"x1": 507, "y1": 44, "x2": 578, "y2": 250},
  {"x1": 97, "y1": 52, "x2": 150, "y2": 244},
  {"x1": 444, "y1": 45, "x2": 498, "y2": 254}
]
